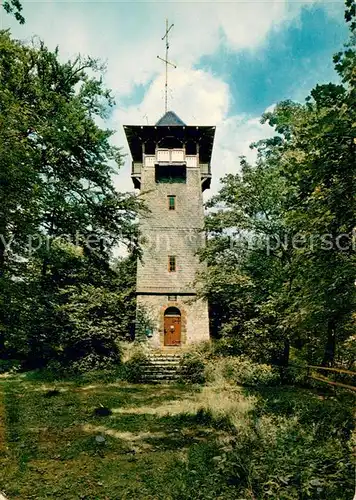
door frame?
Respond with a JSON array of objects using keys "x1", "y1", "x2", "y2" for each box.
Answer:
[
  {"x1": 163, "y1": 306, "x2": 182, "y2": 346},
  {"x1": 159, "y1": 303, "x2": 187, "y2": 347}
]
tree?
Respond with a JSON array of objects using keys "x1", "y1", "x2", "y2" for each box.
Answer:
[
  {"x1": 261, "y1": 87, "x2": 355, "y2": 366},
  {"x1": 2, "y1": 0, "x2": 24, "y2": 24},
  {"x1": 200, "y1": 1, "x2": 356, "y2": 367},
  {"x1": 200, "y1": 142, "x2": 297, "y2": 366},
  {"x1": 0, "y1": 31, "x2": 141, "y2": 369}
]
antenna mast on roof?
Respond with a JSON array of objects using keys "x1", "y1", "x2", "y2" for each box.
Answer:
[{"x1": 157, "y1": 19, "x2": 176, "y2": 114}]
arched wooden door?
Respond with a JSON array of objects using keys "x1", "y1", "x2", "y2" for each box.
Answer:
[{"x1": 164, "y1": 307, "x2": 181, "y2": 346}]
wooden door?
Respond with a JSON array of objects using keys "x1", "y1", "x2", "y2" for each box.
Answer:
[{"x1": 164, "y1": 315, "x2": 181, "y2": 346}]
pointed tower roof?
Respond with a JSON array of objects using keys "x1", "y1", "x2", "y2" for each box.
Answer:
[{"x1": 156, "y1": 110, "x2": 185, "y2": 126}]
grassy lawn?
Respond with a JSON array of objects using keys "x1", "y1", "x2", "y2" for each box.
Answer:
[
  {"x1": 0, "y1": 373, "x2": 354, "y2": 499},
  {"x1": 0, "y1": 375, "x2": 232, "y2": 499}
]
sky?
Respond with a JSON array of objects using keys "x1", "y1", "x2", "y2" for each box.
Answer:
[{"x1": 1, "y1": 0, "x2": 349, "y2": 198}]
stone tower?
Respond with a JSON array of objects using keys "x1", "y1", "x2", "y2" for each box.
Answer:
[{"x1": 124, "y1": 111, "x2": 215, "y2": 348}]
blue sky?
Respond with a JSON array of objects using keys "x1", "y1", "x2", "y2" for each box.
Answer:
[
  {"x1": 1, "y1": 0, "x2": 349, "y2": 194},
  {"x1": 198, "y1": 5, "x2": 347, "y2": 117}
]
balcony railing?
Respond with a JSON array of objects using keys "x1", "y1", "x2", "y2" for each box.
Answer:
[
  {"x1": 186, "y1": 155, "x2": 197, "y2": 167},
  {"x1": 143, "y1": 149, "x2": 201, "y2": 167},
  {"x1": 143, "y1": 155, "x2": 155, "y2": 167},
  {"x1": 157, "y1": 149, "x2": 185, "y2": 163}
]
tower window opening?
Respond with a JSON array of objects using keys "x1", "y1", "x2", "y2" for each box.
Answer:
[
  {"x1": 168, "y1": 195, "x2": 176, "y2": 210},
  {"x1": 168, "y1": 256, "x2": 176, "y2": 272},
  {"x1": 155, "y1": 165, "x2": 186, "y2": 184},
  {"x1": 168, "y1": 295, "x2": 177, "y2": 302}
]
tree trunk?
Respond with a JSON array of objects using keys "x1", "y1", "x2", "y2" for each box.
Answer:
[
  {"x1": 42, "y1": 211, "x2": 55, "y2": 278},
  {"x1": 0, "y1": 222, "x2": 7, "y2": 358},
  {"x1": 0, "y1": 244, "x2": 4, "y2": 280},
  {"x1": 277, "y1": 338, "x2": 290, "y2": 384},
  {"x1": 322, "y1": 319, "x2": 336, "y2": 367},
  {"x1": 0, "y1": 221, "x2": 7, "y2": 280},
  {"x1": 281, "y1": 339, "x2": 290, "y2": 366}
]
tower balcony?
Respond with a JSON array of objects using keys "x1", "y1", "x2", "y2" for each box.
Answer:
[
  {"x1": 143, "y1": 149, "x2": 198, "y2": 167},
  {"x1": 200, "y1": 163, "x2": 211, "y2": 191},
  {"x1": 131, "y1": 162, "x2": 142, "y2": 189},
  {"x1": 156, "y1": 148, "x2": 185, "y2": 164},
  {"x1": 131, "y1": 150, "x2": 211, "y2": 190}
]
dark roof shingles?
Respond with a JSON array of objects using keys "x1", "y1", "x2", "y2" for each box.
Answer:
[{"x1": 155, "y1": 110, "x2": 186, "y2": 126}]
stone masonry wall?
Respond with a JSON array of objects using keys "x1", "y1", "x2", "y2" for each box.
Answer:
[
  {"x1": 137, "y1": 294, "x2": 210, "y2": 347},
  {"x1": 137, "y1": 165, "x2": 206, "y2": 294},
  {"x1": 136, "y1": 160, "x2": 210, "y2": 346}
]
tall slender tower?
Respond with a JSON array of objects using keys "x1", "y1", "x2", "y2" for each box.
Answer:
[{"x1": 124, "y1": 111, "x2": 215, "y2": 348}]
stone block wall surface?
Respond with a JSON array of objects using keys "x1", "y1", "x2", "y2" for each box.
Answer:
[
  {"x1": 137, "y1": 295, "x2": 209, "y2": 348},
  {"x1": 140, "y1": 166, "x2": 205, "y2": 228},
  {"x1": 136, "y1": 160, "x2": 210, "y2": 346},
  {"x1": 137, "y1": 165, "x2": 206, "y2": 294}
]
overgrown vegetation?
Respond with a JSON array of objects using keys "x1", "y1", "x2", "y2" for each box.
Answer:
[
  {"x1": 199, "y1": 2, "x2": 356, "y2": 369},
  {"x1": 178, "y1": 352, "x2": 206, "y2": 384},
  {"x1": 0, "y1": 374, "x2": 354, "y2": 499},
  {"x1": 0, "y1": 30, "x2": 140, "y2": 371},
  {"x1": 0, "y1": 2, "x2": 355, "y2": 498}
]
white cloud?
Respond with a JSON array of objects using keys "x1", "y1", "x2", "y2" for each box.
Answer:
[
  {"x1": 114, "y1": 68, "x2": 229, "y2": 126},
  {"x1": 2, "y1": 0, "x2": 339, "y2": 200},
  {"x1": 4, "y1": 0, "x2": 331, "y2": 97},
  {"x1": 208, "y1": 114, "x2": 275, "y2": 196},
  {"x1": 110, "y1": 67, "x2": 274, "y2": 198}
]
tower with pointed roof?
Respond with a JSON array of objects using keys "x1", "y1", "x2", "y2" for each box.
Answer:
[{"x1": 124, "y1": 111, "x2": 215, "y2": 348}]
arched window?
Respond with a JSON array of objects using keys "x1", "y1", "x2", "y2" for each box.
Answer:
[{"x1": 164, "y1": 306, "x2": 181, "y2": 317}]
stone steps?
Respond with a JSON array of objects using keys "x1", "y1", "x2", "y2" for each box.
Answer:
[
  {"x1": 144, "y1": 363, "x2": 181, "y2": 366},
  {"x1": 140, "y1": 353, "x2": 183, "y2": 383}
]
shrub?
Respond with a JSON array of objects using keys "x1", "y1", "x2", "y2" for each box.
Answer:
[
  {"x1": 68, "y1": 352, "x2": 120, "y2": 374},
  {"x1": 219, "y1": 413, "x2": 354, "y2": 499},
  {"x1": 212, "y1": 337, "x2": 243, "y2": 357},
  {"x1": 187, "y1": 340, "x2": 215, "y2": 359},
  {"x1": 120, "y1": 340, "x2": 150, "y2": 363},
  {"x1": 123, "y1": 343, "x2": 149, "y2": 383},
  {"x1": 206, "y1": 355, "x2": 280, "y2": 387},
  {"x1": 279, "y1": 362, "x2": 310, "y2": 386},
  {"x1": 179, "y1": 352, "x2": 206, "y2": 384},
  {"x1": 0, "y1": 359, "x2": 21, "y2": 374}
]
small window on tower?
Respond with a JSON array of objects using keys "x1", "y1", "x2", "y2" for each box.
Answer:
[
  {"x1": 168, "y1": 195, "x2": 176, "y2": 210},
  {"x1": 168, "y1": 295, "x2": 177, "y2": 302},
  {"x1": 168, "y1": 256, "x2": 176, "y2": 272}
]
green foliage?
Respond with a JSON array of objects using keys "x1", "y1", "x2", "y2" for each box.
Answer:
[
  {"x1": 2, "y1": 0, "x2": 24, "y2": 24},
  {"x1": 179, "y1": 352, "x2": 206, "y2": 384},
  {"x1": 212, "y1": 337, "x2": 243, "y2": 357},
  {"x1": 56, "y1": 284, "x2": 124, "y2": 368},
  {"x1": 228, "y1": 386, "x2": 354, "y2": 499},
  {"x1": 123, "y1": 344, "x2": 149, "y2": 383},
  {"x1": 0, "y1": 31, "x2": 140, "y2": 370},
  {"x1": 199, "y1": 7, "x2": 356, "y2": 368},
  {"x1": 220, "y1": 415, "x2": 353, "y2": 499},
  {"x1": 134, "y1": 305, "x2": 156, "y2": 341},
  {"x1": 0, "y1": 359, "x2": 21, "y2": 374},
  {"x1": 220, "y1": 356, "x2": 280, "y2": 387}
]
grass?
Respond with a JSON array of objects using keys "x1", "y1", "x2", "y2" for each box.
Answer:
[{"x1": 0, "y1": 372, "x2": 354, "y2": 499}]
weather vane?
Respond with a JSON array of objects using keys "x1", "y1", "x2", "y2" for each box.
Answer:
[{"x1": 157, "y1": 19, "x2": 177, "y2": 114}]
